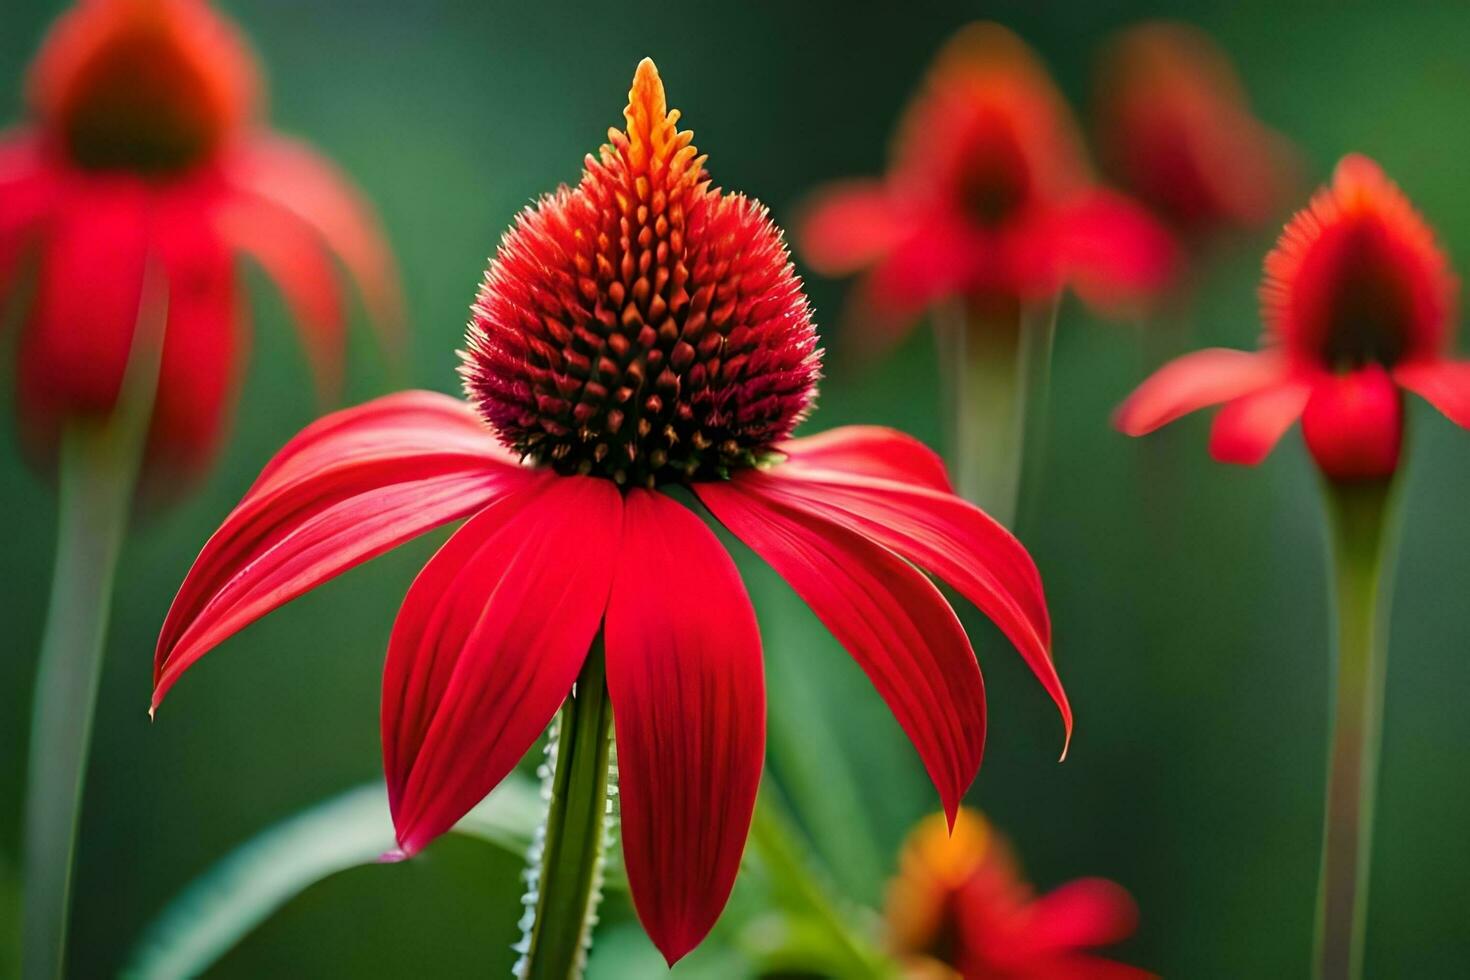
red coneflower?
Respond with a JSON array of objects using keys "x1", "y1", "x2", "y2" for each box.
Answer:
[
  {"x1": 7, "y1": 4, "x2": 401, "y2": 977},
  {"x1": 0, "y1": 0, "x2": 399, "y2": 491},
  {"x1": 796, "y1": 23, "x2": 1176, "y2": 525},
  {"x1": 887, "y1": 810, "x2": 1150, "y2": 980},
  {"x1": 152, "y1": 60, "x2": 1070, "y2": 968},
  {"x1": 1116, "y1": 153, "x2": 1465, "y2": 979},
  {"x1": 1115, "y1": 154, "x2": 1466, "y2": 480},
  {"x1": 1093, "y1": 21, "x2": 1299, "y2": 241},
  {"x1": 798, "y1": 22, "x2": 1175, "y2": 343}
]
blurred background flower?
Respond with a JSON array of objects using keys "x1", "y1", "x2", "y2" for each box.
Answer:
[
  {"x1": 0, "y1": 0, "x2": 400, "y2": 495},
  {"x1": 797, "y1": 22, "x2": 1174, "y2": 348},
  {"x1": 3, "y1": 2, "x2": 1470, "y2": 977},
  {"x1": 1092, "y1": 20, "x2": 1299, "y2": 248},
  {"x1": 887, "y1": 809, "x2": 1148, "y2": 979},
  {"x1": 1, "y1": 2, "x2": 400, "y2": 976}
]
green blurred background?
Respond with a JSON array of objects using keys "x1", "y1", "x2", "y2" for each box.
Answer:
[{"x1": 4, "y1": 0, "x2": 1470, "y2": 976}]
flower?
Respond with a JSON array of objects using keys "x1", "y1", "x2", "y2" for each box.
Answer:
[
  {"x1": 1092, "y1": 21, "x2": 1299, "y2": 240},
  {"x1": 0, "y1": 0, "x2": 399, "y2": 493},
  {"x1": 887, "y1": 810, "x2": 1150, "y2": 980},
  {"x1": 1115, "y1": 154, "x2": 1470, "y2": 481},
  {"x1": 152, "y1": 59, "x2": 1070, "y2": 964},
  {"x1": 796, "y1": 23, "x2": 1175, "y2": 345}
]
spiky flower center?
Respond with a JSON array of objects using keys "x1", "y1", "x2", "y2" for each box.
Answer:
[
  {"x1": 462, "y1": 60, "x2": 819, "y2": 487},
  {"x1": 1314, "y1": 221, "x2": 1415, "y2": 368},
  {"x1": 956, "y1": 118, "x2": 1033, "y2": 228},
  {"x1": 1265, "y1": 157, "x2": 1454, "y2": 373}
]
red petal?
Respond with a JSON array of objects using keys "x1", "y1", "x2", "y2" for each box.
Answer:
[
  {"x1": 217, "y1": 190, "x2": 345, "y2": 399},
  {"x1": 1050, "y1": 189, "x2": 1179, "y2": 313},
  {"x1": 0, "y1": 130, "x2": 53, "y2": 303},
  {"x1": 865, "y1": 219, "x2": 976, "y2": 320},
  {"x1": 736, "y1": 464, "x2": 1066, "y2": 749},
  {"x1": 795, "y1": 179, "x2": 908, "y2": 275},
  {"x1": 696, "y1": 478, "x2": 984, "y2": 821},
  {"x1": 1395, "y1": 359, "x2": 1470, "y2": 428},
  {"x1": 1300, "y1": 366, "x2": 1403, "y2": 481},
  {"x1": 141, "y1": 205, "x2": 242, "y2": 486},
  {"x1": 385, "y1": 475, "x2": 621, "y2": 855},
  {"x1": 1023, "y1": 879, "x2": 1140, "y2": 952},
  {"x1": 1114, "y1": 348, "x2": 1283, "y2": 436},
  {"x1": 16, "y1": 178, "x2": 151, "y2": 454},
  {"x1": 777, "y1": 424, "x2": 954, "y2": 493},
  {"x1": 227, "y1": 135, "x2": 402, "y2": 347},
  {"x1": 604, "y1": 489, "x2": 764, "y2": 966},
  {"x1": 1207, "y1": 379, "x2": 1311, "y2": 466},
  {"x1": 153, "y1": 392, "x2": 527, "y2": 709}
]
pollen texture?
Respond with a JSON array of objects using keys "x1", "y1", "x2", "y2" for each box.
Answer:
[{"x1": 462, "y1": 59, "x2": 820, "y2": 486}]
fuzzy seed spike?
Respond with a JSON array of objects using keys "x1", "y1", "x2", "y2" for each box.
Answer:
[{"x1": 462, "y1": 60, "x2": 820, "y2": 485}]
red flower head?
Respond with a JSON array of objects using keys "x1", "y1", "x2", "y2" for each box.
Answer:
[
  {"x1": 797, "y1": 23, "x2": 1176, "y2": 344},
  {"x1": 887, "y1": 810, "x2": 1150, "y2": 980},
  {"x1": 1093, "y1": 21, "x2": 1299, "y2": 239},
  {"x1": 153, "y1": 60, "x2": 1070, "y2": 964},
  {"x1": 1116, "y1": 154, "x2": 1470, "y2": 481},
  {"x1": 0, "y1": 0, "x2": 399, "y2": 495}
]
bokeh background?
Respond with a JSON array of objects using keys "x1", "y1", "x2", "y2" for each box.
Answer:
[{"x1": 4, "y1": 1, "x2": 1470, "y2": 976}]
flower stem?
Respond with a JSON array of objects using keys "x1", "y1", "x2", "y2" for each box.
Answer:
[
  {"x1": 519, "y1": 640, "x2": 614, "y2": 980},
  {"x1": 23, "y1": 269, "x2": 164, "y2": 980},
  {"x1": 935, "y1": 297, "x2": 1060, "y2": 529},
  {"x1": 1315, "y1": 479, "x2": 1396, "y2": 980},
  {"x1": 23, "y1": 430, "x2": 135, "y2": 980}
]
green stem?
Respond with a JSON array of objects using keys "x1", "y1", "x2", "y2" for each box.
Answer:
[
  {"x1": 934, "y1": 297, "x2": 1060, "y2": 530},
  {"x1": 23, "y1": 431, "x2": 134, "y2": 980},
  {"x1": 23, "y1": 268, "x2": 164, "y2": 980},
  {"x1": 520, "y1": 641, "x2": 614, "y2": 980},
  {"x1": 1314, "y1": 479, "x2": 1395, "y2": 980},
  {"x1": 1014, "y1": 297, "x2": 1058, "y2": 534},
  {"x1": 749, "y1": 790, "x2": 895, "y2": 979}
]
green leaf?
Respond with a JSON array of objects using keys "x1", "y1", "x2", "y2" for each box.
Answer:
[{"x1": 125, "y1": 775, "x2": 541, "y2": 980}]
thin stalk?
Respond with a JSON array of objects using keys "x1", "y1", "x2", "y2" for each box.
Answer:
[
  {"x1": 749, "y1": 789, "x2": 895, "y2": 979},
  {"x1": 23, "y1": 268, "x2": 165, "y2": 980},
  {"x1": 1314, "y1": 479, "x2": 1396, "y2": 980},
  {"x1": 519, "y1": 641, "x2": 615, "y2": 980},
  {"x1": 934, "y1": 296, "x2": 1060, "y2": 530},
  {"x1": 1014, "y1": 297, "x2": 1058, "y2": 534}
]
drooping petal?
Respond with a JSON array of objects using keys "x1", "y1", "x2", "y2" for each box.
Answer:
[
  {"x1": 735, "y1": 464, "x2": 1066, "y2": 746},
  {"x1": 1114, "y1": 348, "x2": 1284, "y2": 436},
  {"x1": 1395, "y1": 360, "x2": 1470, "y2": 428},
  {"x1": 216, "y1": 189, "x2": 345, "y2": 399},
  {"x1": 0, "y1": 131, "x2": 54, "y2": 304},
  {"x1": 1300, "y1": 366, "x2": 1403, "y2": 481},
  {"x1": 697, "y1": 478, "x2": 984, "y2": 821},
  {"x1": 384, "y1": 475, "x2": 622, "y2": 855},
  {"x1": 1048, "y1": 189, "x2": 1178, "y2": 313},
  {"x1": 604, "y1": 490, "x2": 764, "y2": 966},
  {"x1": 140, "y1": 200, "x2": 242, "y2": 486},
  {"x1": 795, "y1": 179, "x2": 909, "y2": 275},
  {"x1": 864, "y1": 219, "x2": 978, "y2": 322},
  {"x1": 15, "y1": 177, "x2": 151, "y2": 456},
  {"x1": 1022, "y1": 956, "x2": 1158, "y2": 980},
  {"x1": 1207, "y1": 379, "x2": 1311, "y2": 466},
  {"x1": 153, "y1": 392, "x2": 529, "y2": 709},
  {"x1": 1022, "y1": 879, "x2": 1141, "y2": 953},
  {"x1": 247, "y1": 389, "x2": 514, "y2": 497},
  {"x1": 227, "y1": 134, "x2": 403, "y2": 346},
  {"x1": 776, "y1": 425, "x2": 954, "y2": 493}
]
